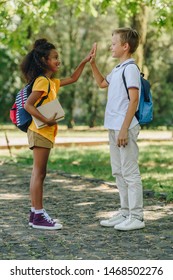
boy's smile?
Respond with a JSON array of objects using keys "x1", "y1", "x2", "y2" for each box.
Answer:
[
  {"x1": 111, "y1": 34, "x2": 130, "y2": 61},
  {"x1": 111, "y1": 34, "x2": 124, "y2": 58}
]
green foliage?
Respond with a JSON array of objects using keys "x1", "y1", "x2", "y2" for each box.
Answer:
[
  {"x1": 41, "y1": 3, "x2": 115, "y2": 127},
  {"x1": 0, "y1": 0, "x2": 60, "y2": 53},
  {"x1": 144, "y1": 28, "x2": 173, "y2": 126},
  {"x1": 0, "y1": 47, "x2": 22, "y2": 122},
  {"x1": 152, "y1": 0, "x2": 173, "y2": 29},
  {"x1": 98, "y1": 0, "x2": 173, "y2": 29},
  {"x1": 0, "y1": 0, "x2": 173, "y2": 126}
]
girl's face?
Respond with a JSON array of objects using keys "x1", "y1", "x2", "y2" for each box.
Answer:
[
  {"x1": 47, "y1": 49, "x2": 60, "y2": 73},
  {"x1": 111, "y1": 33, "x2": 128, "y2": 58}
]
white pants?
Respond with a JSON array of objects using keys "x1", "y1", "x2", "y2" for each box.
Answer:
[{"x1": 109, "y1": 124, "x2": 143, "y2": 220}]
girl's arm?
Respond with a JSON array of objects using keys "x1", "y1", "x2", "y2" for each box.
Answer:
[
  {"x1": 60, "y1": 46, "x2": 95, "y2": 87},
  {"x1": 60, "y1": 59, "x2": 87, "y2": 87},
  {"x1": 24, "y1": 91, "x2": 57, "y2": 126}
]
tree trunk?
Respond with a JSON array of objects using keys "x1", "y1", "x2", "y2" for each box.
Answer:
[{"x1": 131, "y1": 4, "x2": 149, "y2": 73}]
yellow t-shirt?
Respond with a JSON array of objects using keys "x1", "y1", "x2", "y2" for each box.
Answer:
[{"x1": 29, "y1": 76, "x2": 60, "y2": 143}]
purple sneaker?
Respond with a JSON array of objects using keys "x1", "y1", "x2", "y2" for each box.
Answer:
[
  {"x1": 29, "y1": 211, "x2": 35, "y2": 226},
  {"x1": 29, "y1": 209, "x2": 60, "y2": 227},
  {"x1": 32, "y1": 212, "x2": 62, "y2": 230}
]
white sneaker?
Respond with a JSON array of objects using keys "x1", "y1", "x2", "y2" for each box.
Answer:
[
  {"x1": 114, "y1": 217, "x2": 145, "y2": 231},
  {"x1": 100, "y1": 213, "x2": 127, "y2": 227}
]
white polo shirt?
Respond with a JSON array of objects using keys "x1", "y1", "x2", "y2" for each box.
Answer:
[{"x1": 104, "y1": 58, "x2": 141, "y2": 130}]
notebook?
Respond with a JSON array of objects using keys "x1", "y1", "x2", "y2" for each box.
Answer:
[{"x1": 33, "y1": 98, "x2": 65, "y2": 129}]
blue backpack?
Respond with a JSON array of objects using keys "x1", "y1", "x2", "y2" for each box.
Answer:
[
  {"x1": 10, "y1": 76, "x2": 50, "y2": 132},
  {"x1": 122, "y1": 62, "x2": 153, "y2": 125}
]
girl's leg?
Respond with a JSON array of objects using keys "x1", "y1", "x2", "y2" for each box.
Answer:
[
  {"x1": 30, "y1": 147, "x2": 50, "y2": 210},
  {"x1": 29, "y1": 146, "x2": 62, "y2": 230}
]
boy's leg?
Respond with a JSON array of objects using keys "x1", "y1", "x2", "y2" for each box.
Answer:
[
  {"x1": 120, "y1": 124, "x2": 143, "y2": 220},
  {"x1": 109, "y1": 129, "x2": 129, "y2": 217}
]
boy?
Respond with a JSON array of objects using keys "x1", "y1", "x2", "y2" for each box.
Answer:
[{"x1": 90, "y1": 27, "x2": 145, "y2": 231}]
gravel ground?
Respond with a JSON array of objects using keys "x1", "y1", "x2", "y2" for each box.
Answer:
[{"x1": 0, "y1": 163, "x2": 173, "y2": 260}]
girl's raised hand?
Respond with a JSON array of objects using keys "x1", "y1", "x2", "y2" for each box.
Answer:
[
  {"x1": 90, "y1": 42, "x2": 97, "y2": 63},
  {"x1": 82, "y1": 43, "x2": 97, "y2": 63}
]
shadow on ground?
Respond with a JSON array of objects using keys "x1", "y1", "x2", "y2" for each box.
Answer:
[{"x1": 0, "y1": 162, "x2": 173, "y2": 260}]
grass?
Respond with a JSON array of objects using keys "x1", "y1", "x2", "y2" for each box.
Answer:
[
  {"x1": 139, "y1": 142, "x2": 173, "y2": 201},
  {"x1": 1, "y1": 141, "x2": 173, "y2": 201}
]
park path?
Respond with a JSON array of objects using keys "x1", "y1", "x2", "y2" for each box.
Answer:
[
  {"x1": 0, "y1": 162, "x2": 173, "y2": 260},
  {"x1": 0, "y1": 130, "x2": 173, "y2": 149}
]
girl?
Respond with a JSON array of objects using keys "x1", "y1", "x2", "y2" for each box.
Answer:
[{"x1": 22, "y1": 38, "x2": 93, "y2": 230}]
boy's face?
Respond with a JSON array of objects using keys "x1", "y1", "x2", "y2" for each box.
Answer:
[{"x1": 111, "y1": 33, "x2": 129, "y2": 58}]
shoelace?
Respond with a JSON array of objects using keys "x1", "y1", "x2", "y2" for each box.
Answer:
[{"x1": 42, "y1": 210, "x2": 54, "y2": 224}]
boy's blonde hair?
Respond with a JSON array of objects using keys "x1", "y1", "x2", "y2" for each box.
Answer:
[{"x1": 112, "y1": 27, "x2": 140, "y2": 54}]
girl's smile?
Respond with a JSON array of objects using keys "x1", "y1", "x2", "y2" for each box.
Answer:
[{"x1": 47, "y1": 49, "x2": 60, "y2": 72}]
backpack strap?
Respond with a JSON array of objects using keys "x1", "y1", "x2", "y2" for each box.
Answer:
[
  {"x1": 122, "y1": 61, "x2": 140, "y2": 100},
  {"x1": 35, "y1": 76, "x2": 50, "y2": 107},
  {"x1": 122, "y1": 67, "x2": 129, "y2": 99},
  {"x1": 122, "y1": 63, "x2": 151, "y2": 103}
]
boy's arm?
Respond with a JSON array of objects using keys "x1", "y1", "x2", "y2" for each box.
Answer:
[
  {"x1": 90, "y1": 60, "x2": 108, "y2": 88},
  {"x1": 89, "y1": 43, "x2": 108, "y2": 88},
  {"x1": 117, "y1": 88, "x2": 139, "y2": 147}
]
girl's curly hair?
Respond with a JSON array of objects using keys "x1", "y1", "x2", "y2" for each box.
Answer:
[{"x1": 20, "y1": 38, "x2": 56, "y2": 83}]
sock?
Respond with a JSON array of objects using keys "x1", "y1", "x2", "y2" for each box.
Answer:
[
  {"x1": 35, "y1": 209, "x2": 44, "y2": 214},
  {"x1": 31, "y1": 207, "x2": 35, "y2": 213}
]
